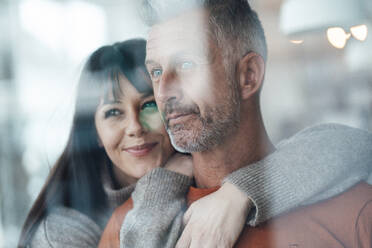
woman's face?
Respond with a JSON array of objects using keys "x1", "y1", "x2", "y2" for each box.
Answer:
[{"x1": 95, "y1": 74, "x2": 175, "y2": 185}]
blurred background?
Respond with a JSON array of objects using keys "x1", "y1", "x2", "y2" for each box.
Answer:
[{"x1": 0, "y1": 0, "x2": 371, "y2": 246}]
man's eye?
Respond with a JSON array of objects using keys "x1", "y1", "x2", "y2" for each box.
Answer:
[
  {"x1": 104, "y1": 109, "x2": 122, "y2": 118},
  {"x1": 180, "y1": 61, "x2": 195, "y2": 70},
  {"x1": 151, "y1": 69, "x2": 162, "y2": 79},
  {"x1": 141, "y1": 100, "x2": 158, "y2": 110}
]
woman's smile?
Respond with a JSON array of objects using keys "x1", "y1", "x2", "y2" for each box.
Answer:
[{"x1": 122, "y1": 142, "x2": 158, "y2": 157}]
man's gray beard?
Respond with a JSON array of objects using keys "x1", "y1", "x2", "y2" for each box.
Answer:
[{"x1": 167, "y1": 82, "x2": 240, "y2": 153}]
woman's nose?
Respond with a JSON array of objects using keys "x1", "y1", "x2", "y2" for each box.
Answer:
[{"x1": 126, "y1": 115, "x2": 145, "y2": 137}]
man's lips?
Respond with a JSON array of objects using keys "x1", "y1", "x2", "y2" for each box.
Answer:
[
  {"x1": 167, "y1": 112, "x2": 192, "y2": 120},
  {"x1": 166, "y1": 112, "x2": 197, "y2": 124},
  {"x1": 123, "y1": 142, "x2": 158, "y2": 157}
]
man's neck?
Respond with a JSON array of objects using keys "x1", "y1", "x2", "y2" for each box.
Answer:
[{"x1": 191, "y1": 115, "x2": 275, "y2": 188}]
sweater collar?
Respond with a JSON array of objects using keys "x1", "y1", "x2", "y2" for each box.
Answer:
[{"x1": 101, "y1": 163, "x2": 136, "y2": 209}]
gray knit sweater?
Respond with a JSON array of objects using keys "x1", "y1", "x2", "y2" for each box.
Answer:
[{"x1": 29, "y1": 124, "x2": 372, "y2": 247}]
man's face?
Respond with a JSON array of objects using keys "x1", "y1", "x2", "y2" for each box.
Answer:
[{"x1": 146, "y1": 9, "x2": 240, "y2": 153}]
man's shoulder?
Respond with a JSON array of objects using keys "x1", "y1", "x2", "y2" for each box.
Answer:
[
  {"x1": 293, "y1": 123, "x2": 369, "y2": 136},
  {"x1": 297, "y1": 182, "x2": 372, "y2": 222},
  {"x1": 278, "y1": 123, "x2": 372, "y2": 147},
  {"x1": 275, "y1": 123, "x2": 372, "y2": 163},
  {"x1": 236, "y1": 182, "x2": 372, "y2": 248}
]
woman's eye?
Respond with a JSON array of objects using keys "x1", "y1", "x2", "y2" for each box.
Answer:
[
  {"x1": 151, "y1": 69, "x2": 162, "y2": 79},
  {"x1": 104, "y1": 109, "x2": 122, "y2": 118},
  {"x1": 141, "y1": 100, "x2": 158, "y2": 110},
  {"x1": 180, "y1": 61, "x2": 195, "y2": 70}
]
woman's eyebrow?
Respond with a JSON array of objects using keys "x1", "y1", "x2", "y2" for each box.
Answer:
[
  {"x1": 102, "y1": 99, "x2": 122, "y2": 105},
  {"x1": 142, "y1": 91, "x2": 154, "y2": 99}
]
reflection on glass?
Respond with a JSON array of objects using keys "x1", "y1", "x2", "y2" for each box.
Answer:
[
  {"x1": 327, "y1": 27, "x2": 350, "y2": 49},
  {"x1": 290, "y1": 39, "x2": 304, "y2": 44},
  {"x1": 327, "y1": 25, "x2": 368, "y2": 49},
  {"x1": 350, "y1": 24, "x2": 368, "y2": 41}
]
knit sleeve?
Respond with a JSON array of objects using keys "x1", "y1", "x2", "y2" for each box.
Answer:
[
  {"x1": 120, "y1": 168, "x2": 192, "y2": 248},
  {"x1": 224, "y1": 123, "x2": 372, "y2": 226},
  {"x1": 30, "y1": 206, "x2": 102, "y2": 248}
]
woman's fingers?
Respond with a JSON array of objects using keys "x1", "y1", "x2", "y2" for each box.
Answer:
[
  {"x1": 178, "y1": 214, "x2": 233, "y2": 248},
  {"x1": 176, "y1": 182, "x2": 253, "y2": 248}
]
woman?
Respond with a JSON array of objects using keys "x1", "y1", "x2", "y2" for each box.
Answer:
[{"x1": 19, "y1": 39, "x2": 372, "y2": 248}]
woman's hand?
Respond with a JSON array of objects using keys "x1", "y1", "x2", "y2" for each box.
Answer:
[
  {"x1": 176, "y1": 182, "x2": 253, "y2": 248},
  {"x1": 164, "y1": 153, "x2": 193, "y2": 178}
]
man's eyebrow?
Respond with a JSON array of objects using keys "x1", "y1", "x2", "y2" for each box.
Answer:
[{"x1": 145, "y1": 60, "x2": 157, "y2": 66}]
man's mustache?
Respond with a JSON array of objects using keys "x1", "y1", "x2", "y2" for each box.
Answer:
[{"x1": 162, "y1": 100, "x2": 200, "y2": 124}]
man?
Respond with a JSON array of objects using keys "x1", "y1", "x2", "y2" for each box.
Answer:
[
  {"x1": 145, "y1": 0, "x2": 272, "y2": 190},
  {"x1": 100, "y1": 0, "x2": 372, "y2": 247}
]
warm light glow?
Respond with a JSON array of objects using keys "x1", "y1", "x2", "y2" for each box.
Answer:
[
  {"x1": 327, "y1": 27, "x2": 350, "y2": 49},
  {"x1": 290, "y1": 40, "x2": 304, "y2": 44},
  {"x1": 19, "y1": 0, "x2": 106, "y2": 62},
  {"x1": 350, "y1": 24, "x2": 368, "y2": 41}
]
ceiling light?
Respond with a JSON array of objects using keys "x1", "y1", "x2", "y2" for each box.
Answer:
[
  {"x1": 350, "y1": 24, "x2": 368, "y2": 41},
  {"x1": 290, "y1": 40, "x2": 304, "y2": 44},
  {"x1": 327, "y1": 27, "x2": 350, "y2": 49}
]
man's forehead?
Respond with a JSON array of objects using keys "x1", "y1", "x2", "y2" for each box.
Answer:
[{"x1": 146, "y1": 8, "x2": 211, "y2": 59}]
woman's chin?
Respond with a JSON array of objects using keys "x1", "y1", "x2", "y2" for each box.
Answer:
[
  {"x1": 113, "y1": 153, "x2": 166, "y2": 184},
  {"x1": 131, "y1": 165, "x2": 160, "y2": 180}
]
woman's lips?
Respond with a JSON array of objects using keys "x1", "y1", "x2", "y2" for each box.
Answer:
[{"x1": 123, "y1": 143, "x2": 158, "y2": 157}]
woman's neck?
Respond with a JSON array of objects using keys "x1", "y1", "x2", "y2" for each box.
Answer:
[{"x1": 110, "y1": 163, "x2": 137, "y2": 188}]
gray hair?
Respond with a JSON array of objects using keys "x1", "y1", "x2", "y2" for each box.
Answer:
[{"x1": 141, "y1": 0, "x2": 268, "y2": 63}]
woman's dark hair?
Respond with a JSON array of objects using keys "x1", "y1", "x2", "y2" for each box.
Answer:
[{"x1": 18, "y1": 38, "x2": 152, "y2": 247}]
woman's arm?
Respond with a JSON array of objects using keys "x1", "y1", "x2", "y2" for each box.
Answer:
[
  {"x1": 30, "y1": 207, "x2": 101, "y2": 247},
  {"x1": 119, "y1": 154, "x2": 193, "y2": 248},
  {"x1": 224, "y1": 123, "x2": 372, "y2": 226},
  {"x1": 118, "y1": 155, "x2": 250, "y2": 248}
]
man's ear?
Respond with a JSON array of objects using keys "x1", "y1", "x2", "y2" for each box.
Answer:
[{"x1": 237, "y1": 52, "x2": 265, "y2": 100}]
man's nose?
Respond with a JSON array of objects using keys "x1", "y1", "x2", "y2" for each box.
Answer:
[{"x1": 156, "y1": 69, "x2": 183, "y2": 104}]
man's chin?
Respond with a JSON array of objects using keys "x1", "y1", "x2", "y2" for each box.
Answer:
[
  {"x1": 167, "y1": 129, "x2": 190, "y2": 152},
  {"x1": 168, "y1": 130, "x2": 208, "y2": 153}
]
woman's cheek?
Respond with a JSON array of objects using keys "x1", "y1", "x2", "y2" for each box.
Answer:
[
  {"x1": 101, "y1": 124, "x2": 122, "y2": 149},
  {"x1": 139, "y1": 109, "x2": 163, "y2": 132}
]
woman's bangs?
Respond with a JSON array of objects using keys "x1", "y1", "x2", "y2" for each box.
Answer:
[
  {"x1": 123, "y1": 66, "x2": 153, "y2": 95},
  {"x1": 101, "y1": 67, "x2": 123, "y2": 104},
  {"x1": 101, "y1": 66, "x2": 153, "y2": 104}
]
